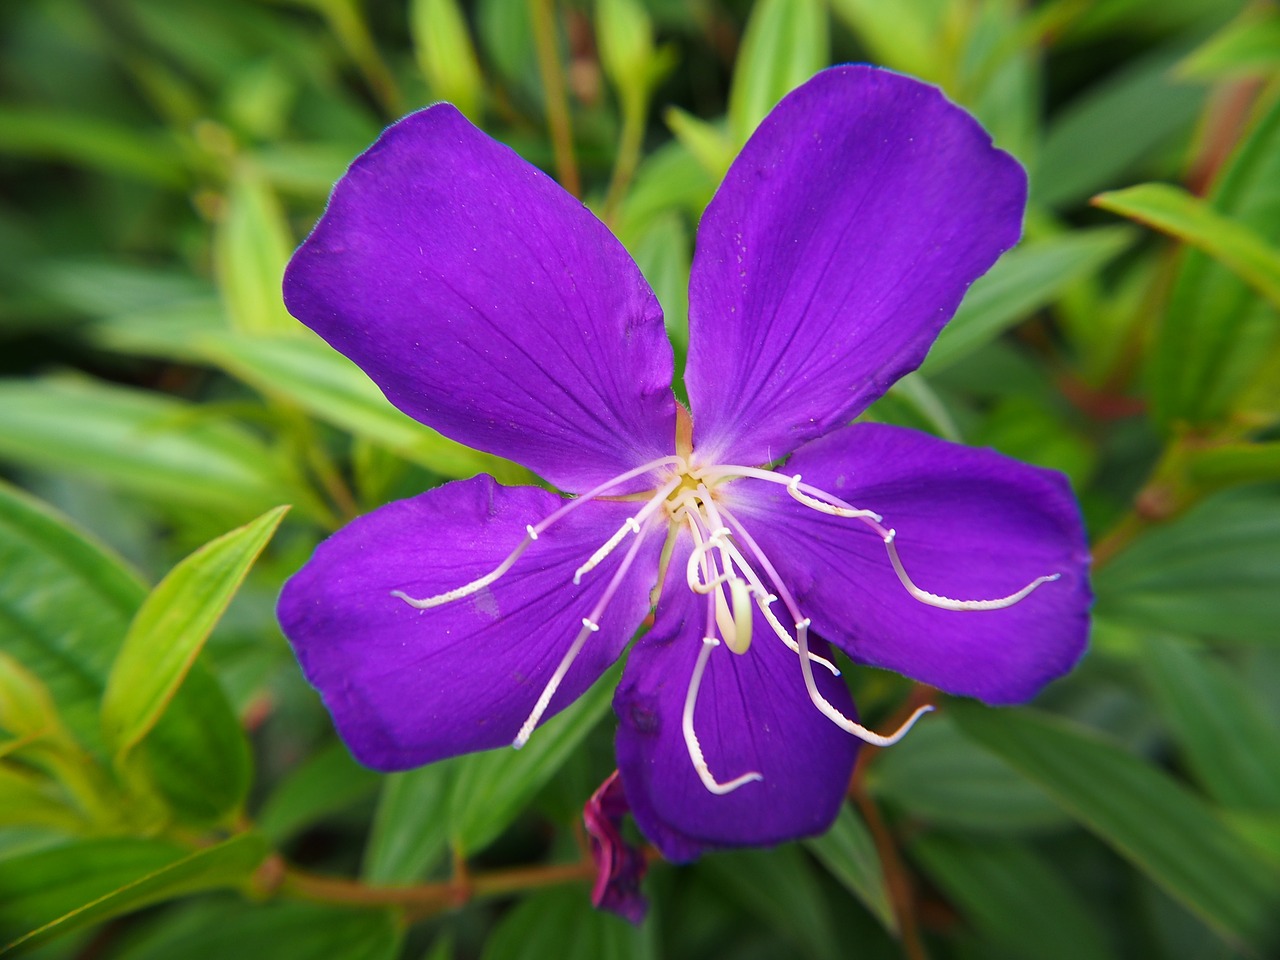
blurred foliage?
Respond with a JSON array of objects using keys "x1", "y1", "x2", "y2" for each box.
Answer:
[{"x1": 1, "y1": 0, "x2": 1279, "y2": 958}]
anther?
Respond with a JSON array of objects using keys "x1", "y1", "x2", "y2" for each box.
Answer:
[
  {"x1": 526, "y1": 525, "x2": 538, "y2": 541},
  {"x1": 582, "y1": 617, "x2": 600, "y2": 632},
  {"x1": 883, "y1": 530, "x2": 1062, "y2": 611}
]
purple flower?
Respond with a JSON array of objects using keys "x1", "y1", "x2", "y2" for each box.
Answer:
[{"x1": 278, "y1": 65, "x2": 1091, "y2": 862}]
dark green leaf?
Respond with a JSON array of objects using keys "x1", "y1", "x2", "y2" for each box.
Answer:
[
  {"x1": 803, "y1": 802, "x2": 896, "y2": 933},
  {"x1": 952, "y1": 703, "x2": 1280, "y2": 952},
  {"x1": 1094, "y1": 485, "x2": 1280, "y2": 644},
  {"x1": 912, "y1": 834, "x2": 1118, "y2": 960},
  {"x1": 258, "y1": 741, "x2": 380, "y2": 844},
  {"x1": 480, "y1": 886, "x2": 655, "y2": 960},
  {"x1": 1142, "y1": 636, "x2": 1280, "y2": 810}
]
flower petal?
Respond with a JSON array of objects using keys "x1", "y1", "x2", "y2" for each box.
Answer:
[
  {"x1": 278, "y1": 476, "x2": 662, "y2": 770},
  {"x1": 685, "y1": 66, "x2": 1027, "y2": 465},
  {"x1": 729, "y1": 423, "x2": 1091, "y2": 704},
  {"x1": 284, "y1": 105, "x2": 676, "y2": 493},
  {"x1": 614, "y1": 540, "x2": 859, "y2": 861}
]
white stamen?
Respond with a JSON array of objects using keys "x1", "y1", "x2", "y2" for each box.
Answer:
[
  {"x1": 795, "y1": 618, "x2": 934, "y2": 746},
  {"x1": 683, "y1": 637, "x2": 763, "y2": 795},
  {"x1": 786, "y1": 474, "x2": 882, "y2": 521},
  {"x1": 574, "y1": 479, "x2": 678, "y2": 584},
  {"x1": 883, "y1": 529, "x2": 1061, "y2": 610},
  {"x1": 513, "y1": 517, "x2": 654, "y2": 748},
  {"x1": 392, "y1": 456, "x2": 682, "y2": 609}
]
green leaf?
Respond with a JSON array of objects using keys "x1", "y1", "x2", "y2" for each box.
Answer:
[
  {"x1": 0, "y1": 833, "x2": 269, "y2": 953},
  {"x1": 0, "y1": 377, "x2": 311, "y2": 521},
  {"x1": 924, "y1": 227, "x2": 1134, "y2": 371},
  {"x1": 0, "y1": 480, "x2": 145, "y2": 752},
  {"x1": 1180, "y1": 6, "x2": 1280, "y2": 81},
  {"x1": 596, "y1": 0, "x2": 656, "y2": 99},
  {"x1": 867, "y1": 712, "x2": 1066, "y2": 833},
  {"x1": 803, "y1": 802, "x2": 896, "y2": 933},
  {"x1": 102, "y1": 506, "x2": 286, "y2": 761},
  {"x1": 1034, "y1": 42, "x2": 1206, "y2": 209},
  {"x1": 727, "y1": 0, "x2": 827, "y2": 145},
  {"x1": 1095, "y1": 183, "x2": 1280, "y2": 310},
  {"x1": 1149, "y1": 93, "x2": 1280, "y2": 425},
  {"x1": 480, "y1": 886, "x2": 656, "y2": 960},
  {"x1": 700, "y1": 846, "x2": 840, "y2": 960},
  {"x1": 111, "y1": 901, "x2": 402, "y2": 960},
  {"x1": 411, "y1": 0, "x2": 485, "y2": 121},
  {"x1": 663, "y1": 107, "x2": 734, "y2": 181},
  {"x1": 215, "y1": 166, "x2": 297, "y2": 336},
  {"x1": 0, "y1": 107, "x2": 186, "y2": 187},
  {"x1": 1094, "y1": 485, "x2": 1280, "y2": 644},
  {"x1": 912, "y1": 834, "x2": 1118, "y2": 960},
  {"x1": 196, "y1": 333, "x2": 521, "y2": 481},
  {"x1": 1187, "y1": 441, "x2": 1280, "y2": 488},
  {"x1": 1142, "y1": 636, "x2": 1280, "y2": 810},
  {"x1": 257, "y1": 741, "x2": 381, "y2": 844},
  {"x1": 827, "y1": 0, "x2": 949, "y2": 83},
  {"x1": 363, "y1": 670, "x2": 616, "y2": 881},
  {"x1": 951, "y1": 703, "x2": 1280, "y2": 952}
]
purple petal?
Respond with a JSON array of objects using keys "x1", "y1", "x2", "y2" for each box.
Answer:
[
  {"x1": 284, "y1": 105, "x2": 676, "y2": 493},
  {"x1": 583, "y1": 770, "x2": 649, "y2": 924},
  {"x1": 685, "y1": 66, "x2": 1027, "y2": 465},
  {"x1": 728, "y1": 423, "x2": 1091, "y2": 704},
  {"x1": 278, "y1": 476, "x2": 661, "y2": 769},
  {"x1": 613, "y1": 539, "x2": 859, "y2": 861}
]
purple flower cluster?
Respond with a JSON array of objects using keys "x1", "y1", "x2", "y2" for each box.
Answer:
[{"x1": 279, "y1": 66, "x2": 1090, "y2": 871}]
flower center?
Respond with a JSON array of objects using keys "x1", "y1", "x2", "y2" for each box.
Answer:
[{"x1": 389, "y1": 441, "x2": 1060, "y2": 795}]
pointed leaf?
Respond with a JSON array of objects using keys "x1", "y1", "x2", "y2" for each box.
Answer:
[
  {"x1": 1094, "y1": 182, "x2": 1280, "y2": 309},
  {"x1": 803, "y1": 802, "x2": 896, "y2": 933},
  {"x1": 952, "y1": 703, "x2": 1280, "y2": 953},
  {"x1": 102, "y1": 507, "x2": 287, "y2": 760},
  {"x1": 727, "y1": 0, "x2": 827, "y2": 145}
]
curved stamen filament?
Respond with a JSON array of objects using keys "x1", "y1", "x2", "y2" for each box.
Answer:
[
  {"x1": 683, "y1": 637, "x2": 763, "y2": 795},
  {"x1": 883, "y1": 529, "x2": 1061, "y2": 611},
  {"x1": 513, "y1": 516, "x2": 656, "y2": 749},
  {"x1": 693, "y1": 464, "x2": 883, "y2": 524},
  {"x1": 393, "y1": 456, "x2": 683, "y2": 609},
  {"x1": 574, "y1": 478, "x2": 680, "y2": 584},
  {"x1": 794, "y1": 618, "x2": 934, "y2": 747}
]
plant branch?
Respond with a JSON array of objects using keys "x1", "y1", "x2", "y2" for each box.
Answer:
[{"x1": 529, "y1": 0, "x2": 581, "y2": 196}]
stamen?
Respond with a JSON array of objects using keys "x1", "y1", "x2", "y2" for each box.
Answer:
[
  {"x1": 513, "y1": 517, "x2": 655, "y2": 749},
  {"x1": 683, "y1": 637, "x2": 763, "y2": 795},
  {"x1": 883, "y1": 529, "x2": 1061, "y2": 610},
  {"x1": 685, "y1": 524, "x2": 734, "y2": 595},
  {"x1": 716, "y1": 506, "x2": 844, "y2": 680},
  {"x1": 393, "y1": 455, "x2": 683, "y2": 609},
  {"x1": 786, "y1": 474, "x2": 881, "y2": 521},
  {"x1": 724, "y1": 577, "x2": 754, "y2": 654},
  {"x1": 693, "y1": 464, "x2": 883, "y2": 524},
  {"x1": 574, "y1": 479, "x2": 681, "y2": 585},
  {"x1": 794, "y1": 618, "x2": 934, "y2": 747}
]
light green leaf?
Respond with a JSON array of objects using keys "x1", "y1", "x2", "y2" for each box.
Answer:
[
  {"x1": 912, "y1": 834, "x2": 1118, "y2": 960},
  {"x1": 1142, "y1": 636, "x2": 1280, "y2": 810},
  {"x1": 411, "y1": 0, "x2": 485, "y2": 120},
  {"x1": 1180, "y1": 6, "x2": 1280, "y2": 81},
  {"x1": 196, "y1": 332, "x2": 521, "y2": 481},
  {"x1": 0, "y1": 107, "x2": 186, "y2": 187},
  {"x1": 362, "y1": 764, "x2": 454, "y2": 884},
  {"x1": 215, "y1": 166, "x2": 297, "y2": 336},
  {"x1": 102, "y1": 507, "x2": 287, "y2": 761},
  {"x1": 480, "y1": 886, "x2": 656, "y2": 960},
  {"x1": 828, "y1": 0, "x2": 950, "y2": 83},
  {"x1": 925, "y1": 227, "x2": 1134, "y2": 371},
  {"x1": 663, "y1": 107, "x2": 735, "y2": 181},
  {"x1": 0, "y1": 377, "x2": 313, "y2": 521},
  {"x1": 0, "y1": 833, "x2": 269, "y2": 953},
  {"x1": 1095, "y1": 182, "x2": 1280, "y2": 309},
  {"x1": 727, "y1": 0, "x2": 827, "y2": 145},
  {"x1": 1149, "y1": 93, "x2": 1280, "y2": 425},
  {"x1": 596, "y1": 0, "x2": 656, "y2": 99},
  {"x1": 257, "y1": 741, "x2": 381, "y2": 843},
  {"x1": 952, "y1": 703, "x2": 1280, "y2": 952},
  {"x1": 1094, "y1": 485, "x2": 1280, "y2": 644},
  {"x1": 803, "y1": 802, "x2": 896, "y2": 933},
  {"x1": 0, "y1": 480, "x2": 146, "y2": 751}
]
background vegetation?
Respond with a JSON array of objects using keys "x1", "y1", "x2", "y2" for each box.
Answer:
[{"x1": 2, "y1": 0, "x2": 1279, "y2": 957}]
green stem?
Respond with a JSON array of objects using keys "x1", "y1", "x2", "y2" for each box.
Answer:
[
  {"x1": 529, "y1": 0, "x2": 581, "y2": 196},
  {"x1": 602, "y1": 89, "x2": 648, "y2": 226}
]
